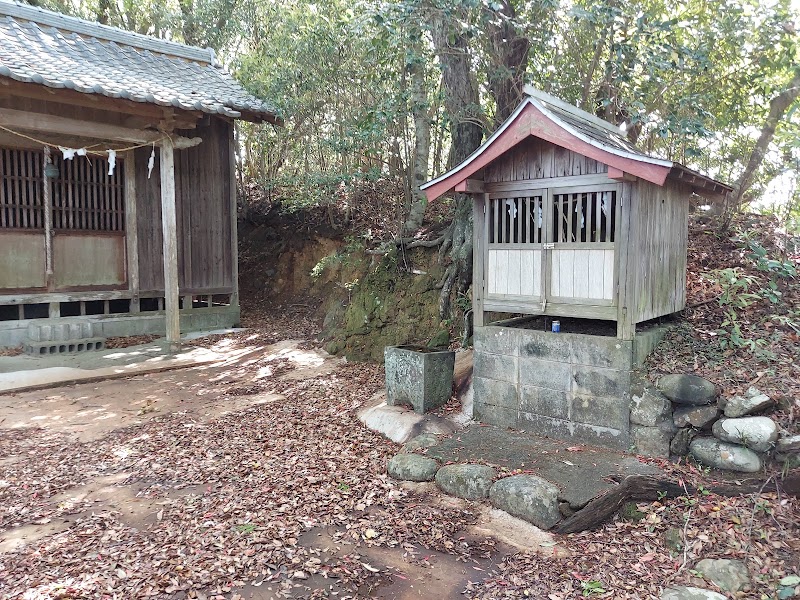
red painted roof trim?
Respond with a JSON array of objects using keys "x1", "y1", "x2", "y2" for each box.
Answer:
[{"x1": 423, "y1": 103, "x2": 673, "y2": 201}]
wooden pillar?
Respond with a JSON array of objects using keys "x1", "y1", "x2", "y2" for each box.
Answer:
[
  {"x1": 472, "y1": 194, "x2": 486, "y2": 328},
  {"x1": 43, "y1": 146, "x2": 54, "y2": 290},
  {"x1": 159, "y1": 139, "x2": 180, "y2": 352},
  {"x1": 616, "y1": 182, "x2": 635, "y2": 340},
  {"x1": 228, "y1": 124, "x2": 240, "y2": 312},
  {"x1": 124, "y1": 152, "x2": 140, "y2": 313}
]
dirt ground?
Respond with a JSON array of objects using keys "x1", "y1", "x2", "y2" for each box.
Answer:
[{"x1": 0, "y1": 333, "x2": 559, "y2": 600}]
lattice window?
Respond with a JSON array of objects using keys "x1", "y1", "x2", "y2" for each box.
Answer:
[
  {"x1": 51, "y1": 154, "x2": 125, "y2": 232},
  {"x1": 552, "y1": 189, "x2": 616, "y2": 243},
  {"x1": 0, "y1": 147, "x2": 124, "y2": 232},
  {"x1": 487, "y1": 195, "x2": 545, "y2": 244},
  {"x1": 0, "y1": 148, "x2": 45, "y2": 229}
]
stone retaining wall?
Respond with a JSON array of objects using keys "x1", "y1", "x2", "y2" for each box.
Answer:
[{"x1": 473, "y1": 325, "x2": 634, "y2": 450}]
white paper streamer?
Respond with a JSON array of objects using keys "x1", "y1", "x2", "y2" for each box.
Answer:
[
  {"x1": 107, "y1": 149, "x2": 117, "y2": 176},
  {"x1": 147, "y1": 145, "x2": 155, "y2": 179}
]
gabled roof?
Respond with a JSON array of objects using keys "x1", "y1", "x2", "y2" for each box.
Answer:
[
  {"x1": 0, "y1": 0, "x2": 279, "y2": 123},
  {"x1": 421, "y1": 86, "x2": 731, "y2": 200}
]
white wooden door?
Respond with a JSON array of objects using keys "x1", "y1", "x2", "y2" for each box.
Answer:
[
  {"x1": 547, "y1": 184, "x2": 619, "y2": 305},
  {"x1": 484, "y1": 190, "x2": 546, "y2": 302}
]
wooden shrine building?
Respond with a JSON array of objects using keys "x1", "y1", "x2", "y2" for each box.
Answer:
[
  {"x1": 422, "y1": 87, "x2": 732, "y2": 449},
  {"x1": 0, "y1": 1, "x2": 279, "y2": 353},
  {"x1": 423, "y1": 87, "x2": 731, "y2": 341}
]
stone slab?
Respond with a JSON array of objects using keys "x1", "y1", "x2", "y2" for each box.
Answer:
[{"x1": 423, "y1": 424, "x2": 660, "y2": 509}]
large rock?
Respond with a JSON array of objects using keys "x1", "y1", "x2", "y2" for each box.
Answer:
[
  {"x1": 670, "y1": 428, "x2": 696, "y2": 456},
  {"x1": 630, "y1": 388, "x2": 672, "y2": 426},
  {"x1": 488, "y1": 475, "x2": 561, "y2": 530},
  {"x1": 723, "y1": 392, "x2": 773, "y2": 418},
  {"x1": 712, "y1": 417, "x2": 778, "y2": 452},
  {"x1": 661, "y1": 587, "x2": 726, "y2": 600},
  {"x1": 401, "y1": 433, "x2": 441, "y2": 454},
  {"x1": 673, "y1": 405, "x2": 719, "y2": 429},
  {"x1": 694, "y1": 558, "x2": 750, "y2": 594},
  {"x1": 658, "y1": 374, "x2": 716, "y2": 405},
  {"x1": 689, "y1": 437, "x2": 762, "y2": 473},
  {"x1": 435, "y1": 464, "x2": 496, "y2": 500},
  {"x1": 632, "y1": 422, "x2": 674, "y2": 458},
  {"x1": 777, "y1": 434, "x2": 800, "y2": 453},
  {"x1": 387, "y1": 454, "x2": 439, "y2": 482}
]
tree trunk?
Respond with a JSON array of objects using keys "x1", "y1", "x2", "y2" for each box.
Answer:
[
  {"x1": 429, "y1": 9, "x2": 484, "y2": 319},
  {"x1": 485, "y1": 1, "x2": 530, "y2": 127},
  {"x1": 178, "y1": 0, "x2": 199, "y2": 46},
  {"x1": 403, "y1": 55, "x2": 431, "y2": 234},
  {"x1": 732, "y1": 71, "x2": 800, "y2": 211}
]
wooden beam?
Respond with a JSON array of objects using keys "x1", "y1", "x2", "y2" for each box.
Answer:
[
  {"x1": 455, "y1": 178, "x2": 485, "y2": 193},
  {"x1": 159, "y1": 138, "x2": 181, "y2": 352},
  {"x1": 0, "y1": 79, "x2": 174, "y2": 120},
  {"x1": 124, "y1": 152, "x2": 140, "y2": 313},
  {"x1": 486, "y1": 174, "x2": 615, "y2": 193},
  {"x1": 0, "y1": 108, "x2": 201, "y2": 148},
  {"x1": 608, "y1": 166, "x2": 636, "y2": 181}
]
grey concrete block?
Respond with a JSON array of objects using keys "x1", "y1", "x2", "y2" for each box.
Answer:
[
  {"x1": 571, "y1": 335, "x2": 632, "y2": 369},
  {"x1": 632, "y1": 326, "x2": 669, "y2": 367},
  {"x1": 475, "y1": 326, "x2": 518, "y2": 356},
  {"x1": 572, "y1": 366, "x2": 629, "y2": 398},
  {"x1": 520, "y1": 386, "x2": 569, "y2": 420},
  {"x1": 572, "y1": 393, "x2": 629, "y2": 430},
  {"x1": 474, "y1": 351, "x2": 517, "y2": 383},
  {"x1": 518, "y1": 357, "x2": 571, "y2": 390},
  {"x1": 517, "y1": 412, "x2": 573, "y2": 440},
  {"x1": 570, "y1": 421, "x2": 629, "y2": 450},
  {"x1": 474, "y1": 376, "x2": 518, "y2": 410},
  {"x1": 24, "y1": 337, "x2": 106, "y2": 356},
  {"x1": 518, "y1": 413, "x2": 629, "y2": 450},
  {"x1": 517, "y1": 329, "x2": 571, "y2": 362},
  {"x1": 474, "y1": 402, "x2": 518, "y2": 429}
]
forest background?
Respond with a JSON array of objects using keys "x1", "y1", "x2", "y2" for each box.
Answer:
[{"x1": 25, "y1": 0, "x2": 800, "y2": 349}]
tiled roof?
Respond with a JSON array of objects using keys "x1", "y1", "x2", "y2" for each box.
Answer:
[{"x1": 0, "y1": 0, "x2": 279, "y2": 122}]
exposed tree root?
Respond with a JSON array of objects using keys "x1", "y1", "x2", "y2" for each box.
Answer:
[{"x1": 555, "y1": 472, "x2": 800, "y2": 534}]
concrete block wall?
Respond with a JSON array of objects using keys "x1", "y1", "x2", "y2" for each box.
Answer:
[
  {"x1": 473, "y1": 326, "x2": 634, "y2": 450},
  {"x1": 0, "y1": 305, "x2": 239, "y2": 349}
]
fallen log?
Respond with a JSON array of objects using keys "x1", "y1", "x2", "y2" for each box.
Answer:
[{"x1": 554, "y1": 472, "x2": 799, "y2": 534}]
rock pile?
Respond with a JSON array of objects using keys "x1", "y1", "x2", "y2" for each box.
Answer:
[{"x1": 631, "y1": 374, "x2": 797, "y2": 472}]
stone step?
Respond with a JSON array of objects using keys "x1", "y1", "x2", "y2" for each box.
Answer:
[
  {"x1": 24, "y1": 337, "x2": 106, "y2": 356},
  {"x1": 27, "y1": 319, "x2": 95, "y2": 342}
]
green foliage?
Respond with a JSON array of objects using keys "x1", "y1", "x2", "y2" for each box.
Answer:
[
  {"x1": 581, "y1": 580, "x2": 606, "y2": 596},
  {"x1": 29, "y1": 0, "x2": 800, "y2": 224},
  {"x1": 311, "y1": 237, "x2": 367, "y2": 280}
]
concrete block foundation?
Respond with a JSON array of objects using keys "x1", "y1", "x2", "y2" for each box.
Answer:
[{"x1": 474, "y1": 325, "x2": 644, "y2": 450}]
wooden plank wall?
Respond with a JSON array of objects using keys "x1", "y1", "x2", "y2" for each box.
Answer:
[
  {"x1": 175, "y1": 118, "x2": 234, "y2": 293},
  {"x1": 628, "y1": 180, "x2": 690, "y2": 323},
  {"x1": 487, "y1": 248, "x2": 542, "y2": 297},
  {"x1": 550, "y1": 248, "x2": 614, "y2": 301},
  {"x1": 484, "y1": 137, "x2": 608, "y2": 182},
  {"x1": 135, "y1": 145, "x2": 164, "y2": 291},
  {"x1": 136, "y1": 118, "x2": 234, "y2": 294}
]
